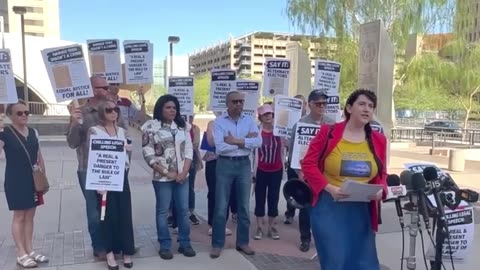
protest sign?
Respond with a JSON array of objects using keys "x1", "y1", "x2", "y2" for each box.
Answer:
[
  {"x1": 263, "y1": 58, "x2": 290, "y2": 96},
  {"x1": 87, "y1": 39, "x2": 123, "y2": 83},
  {"x1": 209, "y1": 69, "x2": 236, "y2": 111},
  {"x1": 313, "y1": 60, "x2": 342, "y2": 121},
  {"x1": 236, "y1": 79, "x2": 260, "y2": 117},
  {"x1": 42, "y1": 44, "x2": 93, "y2": 102},
  {"x1": 273, "y1": 95, "x2": 303, "y2": 137},
  {"x1": 0, "y1": 49, "x2": 18, "y2": 104},
  {"x1": 168, "y1": 77, "x2": 194, "y2": 116},
  {"x1": 290, "y1": 123, "x2": 320, "y2": 169},
  {"x1": 86, "y1": 136, "x2": 126, "y2": 192},
  {"x1": 123, "y1": 40, "x2": 154, "y2": 85}
]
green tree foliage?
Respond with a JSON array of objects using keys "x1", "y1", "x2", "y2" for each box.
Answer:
[{"x1": 194, "y1": 73, "x2": 211, "y2": 112}]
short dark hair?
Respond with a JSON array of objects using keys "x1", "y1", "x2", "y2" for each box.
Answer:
[
  {"x1": 153, "y1": 94, "x2": 186, "y2": 128},
  {"x1": 97, "y1": 100, "x2": 119, "y2": 125},
  {"x1": 344, "y1": 89, "x2": 377, "y2": 120},
  {"x1": 6, "y1": 99, "x2": 27, "y2": 116}
]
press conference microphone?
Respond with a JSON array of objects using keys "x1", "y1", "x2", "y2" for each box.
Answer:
[
  {"x1": 386, "y1": 174, "x2": 406, "y2": 227},
  {"x1": 422, "y1": 167, "x2": 445, "y2": 218},
  {"x1": 400, "y1": 170, "x2": 414, "y2": 191},
  {"x1": 411, "y1": 173, "x2": 431, "y2": 230}
]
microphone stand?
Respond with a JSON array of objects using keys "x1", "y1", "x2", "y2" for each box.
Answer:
[
  {"x1": 431, "y1": 190, "x2": 449, "y2": 270},
  {"x1": 406, "y1": 194, "x2": 420, "y2": 270}
]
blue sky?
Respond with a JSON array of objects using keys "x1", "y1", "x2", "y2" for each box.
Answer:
[{"x1": 60, "y1": 0, "x2": 299, "y2": 61}]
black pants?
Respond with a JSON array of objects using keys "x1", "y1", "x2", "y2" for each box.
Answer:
[
  {"x1": 99, "y1": 174, "x2": 135, "y2": 255},
  {"x1": 285, "y1": 167, "x2": 311, "y2": 243},
  {"x1": 254, "y1": 168, "x2": 283, "y2": 217},
  {"x1": 205, "y1": 160, "x2": 237, "y2": 226}
]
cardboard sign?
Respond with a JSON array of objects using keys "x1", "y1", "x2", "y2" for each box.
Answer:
[
  {"x1": 263, "y1": 58, "x2": 290, "y2": 96},
  {"x1": 41, "y1": 44, "x2": 93, "y2": 102},
  {"x1": 87, "y1": 39, "x2": 123, "y2": 83},
  {"x1": 273, "y1": 95, "x2": 303, "y2": 137},
  {"x1": 313, "y1": 60, "x2": 342, "y2": 121},
  {"x1": 290, "y1": 123, "x2": 320, "y2": 169},
  {"x1": 209, "y1": 69, "x2": 236, "y2": 111},
  {"x1": 0, "y1": 49, "x2": 18, "y2": 104},
  {"x1": 123, "y1": 40, "x2": 154, "y2": 85},
  {"x1": 236, "y1": 79, "x2": 260, "y2": 117},
  {"x1": 168, "y1": 76, "x2": 194, "y2": 116},
  {"x1": 86, "y1": 135, "x2": 126, "y2": 192}
]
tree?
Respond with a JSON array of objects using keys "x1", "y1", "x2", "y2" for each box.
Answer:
[{"x1": 194, "y1": 73, "x2": 210, "y2": 112}]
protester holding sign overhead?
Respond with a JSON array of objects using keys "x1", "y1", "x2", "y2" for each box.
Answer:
[
  {"x1": 141, "y1": 94, "x2": 195, "y2": 260},
  {"x1": 285, "y1": 90, "x2": 335, "y2": 252},
  {"x1": 301, "y1": 89, "x2": 387, "y2": 270},
  {"x1": 87, "y1": 100, "x2": 134, "y2": 270},
  {"x1": 67, "y1": 75, "x2": 128, "y2": 259}
]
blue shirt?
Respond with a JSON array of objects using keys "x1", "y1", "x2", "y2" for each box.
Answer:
[{"x1": 213, "y1": 112, "x2": 262, "y2": 157}]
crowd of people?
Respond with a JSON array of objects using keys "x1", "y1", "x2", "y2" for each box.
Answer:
[{"x1": 0, "y1": 74, "x2": 388, "y2": 270}]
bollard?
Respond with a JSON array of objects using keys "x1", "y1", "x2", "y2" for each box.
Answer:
[{"x1": 448, "y1": 149, "x2": 466, "y2": 172}]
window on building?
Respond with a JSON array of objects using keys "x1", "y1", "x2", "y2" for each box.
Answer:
[
  {"x1": 254, "y1": 45, "x2": 262, "y2": 49},
  {"x1": 25, "y1": 7, "x2": 43, "y2": 13},
  {"x1": 25, "y1": 32, "x2": 43, "y2": 37},
  {"x1": 254, "y1": 71, "x2": 263, "y2": 75},
  {"x1": 476, "y1": 18, "x2": 478, "y2": 27},
  {"x1": 25, "y1": 19, "x2": 44, "y2": 26},
  {"x1": 264, "y1": 54, "x2": 273, "y2": 57}
]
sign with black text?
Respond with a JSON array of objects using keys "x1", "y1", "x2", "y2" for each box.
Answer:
[
  {"x1": 87, "y1": 39, "x2": 123, "y2": 83},
  {"x1": 209, "y1": 69, "x2": 236, "y2": 111},
  {"x1": 168, "y1": 77, "x2": 194, "y2": 116},
  {"x1": 123, "y1": 40, "x2": 154, "y2": 84},
  {"x1": 263, "y1": 58, "x2": 290, "y2": 96},
  {"x1": 86, "y1": 136, "x2": 126, "y2": 192},
  {"x1": 0, "y1": 49, "x2": 18, "y2": 104},
  {"x1": 313, "y1": 60, "x2": 342, "y2": 121},
  {"x1": 41, "y1": 44, "x2": 93, "y2": 102},
  {"x1": 236, "y1": 79, "x2": 260, "y2": 117},
  {"x1": 273, "y1": 95, "x2": 303, "y2": 137},
  {"x1": 290, "y1": 123, "x2": 320, "y2": 169}
]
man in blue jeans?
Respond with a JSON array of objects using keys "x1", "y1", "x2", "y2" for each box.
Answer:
[
  {"x1": 67, "y1": 76, "x2": 128, "y2": 258},
  {"x1": 210, "y1": 91, "x2": 262, "y2": 259}
]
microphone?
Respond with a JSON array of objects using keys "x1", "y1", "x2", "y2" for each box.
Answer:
[
  {"x1": 386, "y1": 174, "x2": 405, "y2": 227},
  {"x1": 400, "y1": 170, "x2": 414, "y2": 191},
  {"x1": 411, "y1": 173, "x2": 431, "y2": 230},
  {"x1": 423, "y1": 166, "x2": 442, "y2": 190}
]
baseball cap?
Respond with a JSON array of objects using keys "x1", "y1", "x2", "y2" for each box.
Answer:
[
  {"x1": 257, "y1": 104, "x2": 274, "y2": 116},
  {"x1": 308, "y1": 89, "x2": 328, "y2": 102}
]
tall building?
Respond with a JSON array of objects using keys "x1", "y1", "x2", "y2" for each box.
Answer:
[
  {"x1": 188, "y1": 31, "x2": 336, "y2": 77},
  {"x1": 0, "y1": 0, "x2": 59, "y2": 38},
  {"x1": 457, "y1": 0, "x2": 480, "y2": 42}
]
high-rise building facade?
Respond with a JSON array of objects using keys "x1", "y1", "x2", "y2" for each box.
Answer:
[
  {"x1": 188, "y1": 31, "x2": 336, "y2": 77},
  {"x1": 457, "y1": 0, "x2": 480, "y2": 42},
  {"x1": 0, "y1": 0, "x2": 59, "y2": 38}
]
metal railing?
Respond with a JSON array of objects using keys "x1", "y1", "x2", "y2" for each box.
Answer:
[
  {"x1": 29, "y1": 102, "x2": 70, "y2": 116},
  {"x1": 391, "y1": 128, "x2": 480, "y2": 147}
]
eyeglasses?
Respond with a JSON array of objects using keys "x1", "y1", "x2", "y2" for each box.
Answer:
[
  {"x1": 105, "y1": 107, "x2": 120, "y2": 114},
  {"x1": 96, "y1": 86, "x2": 109, "y2": 91},
  {"x1": 313, "y1": 101, "x2": 327, "y2": 107},
  {"x1": 15, "y1": 111, "x2": 30, "y2": 116},
  {"x1": 231, "y1": 99, "x2": 244, "y2": 104}
]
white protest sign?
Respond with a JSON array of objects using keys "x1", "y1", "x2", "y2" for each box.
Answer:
[
  {"x1": 209, "y1": 69, "x2": 236, "y2": 111},
  {"x1": 168, "y1": 77, "x2": 194, "y2": 116},
  {"x1": 313, "y1": 60, "x2": 342, "y2": 121},
  {"x1": 263, "y1": 58, "x2": 290, "y2": 96},
  {"x1": 87, "y1": 39, "x2": 123, "y2": 83},
  {"x1": 123, "y1": 40, "x2": 154, "y2": 85},
  {"x1": 86, "y1": 135, "x2": 126, "y2": 192},
  {"x1": 236, "y1": 79, "x2": 260, "y2": 117},
  {"x1": 290, "y1": 123, "x2": 320, "y2": 169},
  {"x1": 0, "y1": 49, "x2": 18, "y2": 104},
  {"x1": 273, "y1": 95, "x2": 303, "y2": 137},
  {"x1": 41, "y1": 44, "x2": 93, "y2": 102}
]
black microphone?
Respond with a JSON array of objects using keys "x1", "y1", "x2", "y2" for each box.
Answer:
[
  {"x1": 400, "y1": 170, "x2": 414, "y2": 191},
  {"x1": 387, "y1": 174, "x2": 405, "y2": 227},
  {"x1": 411, "y1": 173, "x2": 431, "y2": 230},
  {"x1": 423, "y1": 166, "x2": 442, "y2": 190}
]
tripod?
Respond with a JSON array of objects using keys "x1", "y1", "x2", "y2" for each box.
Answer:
[
  {"x1": 405, "y1": 195, "x2": 421, "y2": 270},
  {"x1": 430, "y1": 199, "x2": 449, "y2": 270}
]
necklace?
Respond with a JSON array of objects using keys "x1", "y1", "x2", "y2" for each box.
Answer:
[{"x1": 103, "y1": 125, "x2": 118, "y2": 137}]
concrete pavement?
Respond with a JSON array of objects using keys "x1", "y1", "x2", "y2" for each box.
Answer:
[{"x1": 0, "y1": 129, "x2": 479, "y2": 269}]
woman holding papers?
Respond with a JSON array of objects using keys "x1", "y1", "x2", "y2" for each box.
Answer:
[
  {"x1": 253, "y1": 104, "x2": 285, "y2": 240},
  {"x1": 88, "y1": 100, "x2": 134, "y2": 270},
  {"x1": 141, "y1": 94, "x2": 195, "y2": 260},
  {"x1": 0, "y1": 100, "x2": 48, "y2": 268},
  {"x1": 301, "y1": 89, "x2": 387, "y2": 270}
]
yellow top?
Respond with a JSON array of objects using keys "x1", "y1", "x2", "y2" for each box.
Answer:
[{"x1": 323, "y1": 139, "x2": 378, "y2": 187}]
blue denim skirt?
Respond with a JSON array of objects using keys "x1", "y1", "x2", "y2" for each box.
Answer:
[{"x1": 310, "y1": 191, "x2": 380, "y2": 270}]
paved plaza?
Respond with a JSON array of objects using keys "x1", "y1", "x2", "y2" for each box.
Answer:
[{"x1": 0, "y1": 129, "x2": 478, "y2": 269}]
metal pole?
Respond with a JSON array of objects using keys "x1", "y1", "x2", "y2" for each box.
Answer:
[
  {"x1": 169, "y1": 42, "x2": 173, "y2": 77},
  {"x1": 20, "y1": 14, "x2": 28, "y2": 105},
  {"x1": 0, "y1": 16, "x2": 4, "y2": 49}
]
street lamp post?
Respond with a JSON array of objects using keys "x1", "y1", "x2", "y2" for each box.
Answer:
[
  {"x1": 168, "y1": 36, "x2": 180, "y2": 77},
  {"x1": 13, "y1": 6, "x2": 28, "y2": 106}
]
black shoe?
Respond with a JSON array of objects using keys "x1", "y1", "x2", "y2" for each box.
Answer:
[
  {"x1": 190, "y1": 213, "x2": 200, "y2": 225},
  {"x1": 167, "y1": 215, "x2": 174, "y2": 227},
  {"x1": 159, "y1": 249, "x2": 173, "y2": 260},
  {"x1": 284, "y1": 216, "x2": 293, "y2": 225},
  {"x1": 178, "y1": 246, "x2": 196, "y2": 257},
  {"x1": 123, "y1": 262, "x2": 133, "y2": 269},
  {"x1": 300, "y1": 241, "x2": 310, "y2": 252},
  {"x1": 107, "y1": 262, "x2": 119, "y2": 270}
]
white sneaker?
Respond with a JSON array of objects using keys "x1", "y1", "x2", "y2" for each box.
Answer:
[
  {"x1": 172, "y1": 227, "x2": 178, "y2": 234},
  {"x1": 208, "y1": 228, "x2": 212, "y2": 236},
  {"x1": 208, "y1": 228, "x2": 232, "y2": 236}
]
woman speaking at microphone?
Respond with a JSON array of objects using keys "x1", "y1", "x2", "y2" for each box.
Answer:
[{"x1": 301, "y1": 89, "x2": 387, "y2": 270}]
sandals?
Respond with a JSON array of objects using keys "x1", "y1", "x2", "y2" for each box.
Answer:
[
  {"x1": 16, "y1": 254, "x2": 37, "y2": 268},
  {"x1": 28, "y1": 251, "x2": 49, "y2": 263}
]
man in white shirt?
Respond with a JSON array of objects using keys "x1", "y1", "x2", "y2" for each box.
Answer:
[{"x1": 210, "y1": 91, "x2": 262, "y2": 259}]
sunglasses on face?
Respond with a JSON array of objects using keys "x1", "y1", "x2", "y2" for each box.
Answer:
[
  {"x1": 313, "y1": 101, "x2": 327, "y2": 107},
  {"x1": 15, "y1": 111, "x2": 30, "y2": 117},
  {"x1": 230, "y1": 99, "x2": 244, "y2": 104},
  {"x1": 105, "y1": 107, "x2": 120, "y2": 114},
  {"x1": 96, "y1": 86, "x2": 109, "y2": 91}
]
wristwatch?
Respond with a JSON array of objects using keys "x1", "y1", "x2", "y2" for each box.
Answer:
[{"x1": 162, "y1": 168, "x2": 169, "y2": 175}]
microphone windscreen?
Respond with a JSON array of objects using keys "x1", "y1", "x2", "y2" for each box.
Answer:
[
  {"x1": 400, "y1": 170, "x2": 414, "y2": 189},
  {"x1": 387, "y1": 174, "x2": 401, "y2": 186},
  {"x1": 411, "y1": 172, "x2": 426, "y2": 191},
  {"x1": 423, "y1": 166, "x2": 438, "y2": 181}
]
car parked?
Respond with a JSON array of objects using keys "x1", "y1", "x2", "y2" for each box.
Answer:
[{"x1": 424, "y1": 120, "x2": 462, "y2": 136}]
